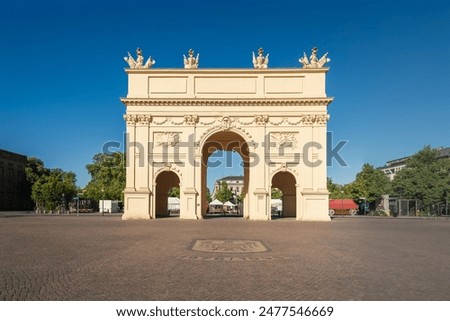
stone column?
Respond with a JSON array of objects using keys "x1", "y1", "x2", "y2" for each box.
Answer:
[
  {"x1": 123, "y1": 114, "x2": 137, "y2": 192},
  {"x1": 135, "y1": 115, "x2": 151, "y2": 192},
  {"x1": 248, "y1": 120, "x2": 269, "y2": 220},
  {"x1": 122, "y1": 114, "x2": 152, "y2": 220}
]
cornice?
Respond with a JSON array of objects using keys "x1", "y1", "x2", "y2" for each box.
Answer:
[
  {"x1": 121, "y1": 98, "x2": 334, "y2": 107},
  {"x1": 124, "y1": 67, "x2": 330, "y2": 75}
]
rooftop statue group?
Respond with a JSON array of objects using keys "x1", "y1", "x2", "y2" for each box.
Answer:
[
  {"x1": 299, "y1": 47, "x2": 330, "y2": 68},
  {"x1": 252, "y1": 48, "x2": 269, "y2": 69},
  {"x1": 183, "y1": 49, "x2": 200, "y2": 69},
  {"x1": 124, "y1": 48, "x2": 155, "y2": 69},
  {"x1": 124, "y1": 47, "x2": 329, "y2": 69}
]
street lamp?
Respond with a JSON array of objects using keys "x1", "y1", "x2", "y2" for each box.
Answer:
[
  {"x1": 76, "y1": 193, "x2": 80, "y2": 216},
  {"x1": 233, "y1": 190, "x2": 239, "y2": 216},
  {"x1": 101, "y1": 188, "x2": 104, "y2": 216},
  {"x1": 341, "y1": 190, "x2": 344, "y2": 216}
]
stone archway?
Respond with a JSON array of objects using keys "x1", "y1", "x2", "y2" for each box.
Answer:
[
  {"x1": 120, "y1": 55, "x2": 332, "y2": 221},
  {"x1": 155, "y1": 171, "x2": 180, "y2": 218},
  {"x1": 271, "y1": 171, "x2": 297, "y2": 218},
  {"x1": 201, "y1": 130, "x2": 249, "y2": 218}
]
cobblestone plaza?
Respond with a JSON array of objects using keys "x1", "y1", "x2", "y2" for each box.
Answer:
[{"x1": 1, "y1": 215, "x2": 449, "y2": 300}]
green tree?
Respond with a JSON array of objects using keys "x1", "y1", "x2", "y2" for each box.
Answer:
[
  {"x1": 271, "y1": 187, "x2": 282, "y2": 199},
  {"x1": 84, "y1": 152, "x2": 125, "y2": 201},
  {"x1": 31, "y1": 169, "x2": 77, "y2": 211},
  {"x1": 25, "y1": 157, "x2": 49, "y2": 186},
  {"x1": 206, "y1": 187, "x2": 212, "y2": 203},
  {"x1": 327, "y1": 177, "x2": 343, "y2": 199},
  {"x1": 168, "y1": 187, "x2": 180, "y2": 198},
  {"x1": 346, "y1": 164, "x2": 391, "y2": 210},
  {"x1": 215, "y1": 181, "x2": 233, "y2": 203},
  {"x1": 393, "y1": 146, "x2": 450, "y2": 213},
  {"x1": 23, "y1": 157, "x2": 50, "y2": 209},
  {"x1": 327, "y1": 177, "x2": 355, "y2": 199}
]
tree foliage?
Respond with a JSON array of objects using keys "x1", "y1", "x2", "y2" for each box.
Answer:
[
  {"x1": 392, "y1": 146, "x2": 450, "y2": 211},
  {"x1": 25, "y1": 157, "x2": 77, "y2": 211},
  {"x1": 206, "y1": 187, "x2": 212, "y2": 203},
  {"x1": 84, "y1": 152, "x2": 125, "y2": 201},
  {"x1": 168, "y1": 187, "x2": 180, "y2": 198},
  {"x1": 345, "y1": 164, "x2": 391, "y2": 209},
  {"x1": 327, "y1": 177, "x2": 354, "y2": 199},
  {"x1": 271, "y1": 187, "x2": 282, "y2": 199},
  {"x1": 31, "y1": 168, "x2": 77, "y2": 211},
  {"x1": 215, "y1": 181, "x2": 234, "y2": 203},
  {"x1": 25, "y1": 157, "x2": 49, "y2": 186}
]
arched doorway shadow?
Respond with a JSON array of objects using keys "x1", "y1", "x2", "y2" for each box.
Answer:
[
  {"x1": 201, "y1": 130, "x2": 249, "y2": 218},
  {"x1": 155, "y1": 171, "x2": 180, "y2": 218},
  {"x1": 271, "y1": 171, "x2": 297, "y2": 218}
]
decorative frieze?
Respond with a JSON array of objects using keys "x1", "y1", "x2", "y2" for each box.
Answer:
[
  {"x1": 254, "y1": 115, "x2": 269, "y2": 125},
  {"x1": 124, "y1": 113, "x2": 328, "y2": 127},
  {"x1": 184, "y1": 115, "x2": 199, "y2": 125},
  {"x1": 302, "y1": 114, "x2": 329, "y2": 125},
  {"x1": 121, "y1": 98, "x2": 334, "y2": 107},
  {"x1": 137, "y1": 115, "x2": 152, "y2": 125},
  {"x1": 123, "y1": 114, "x2": 138, "y2": 125},
  {"x1": 123, "y1": 114, "x2": 152, "y2": 125},
  {"x1": 269, "y1": 115, "x2": 329, "y2": 126}
]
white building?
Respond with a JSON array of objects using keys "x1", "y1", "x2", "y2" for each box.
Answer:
[
  {"x1": 99, "y1": 200, "x2": 120, "y2": 213},
  {"x1": 212, "y1": 176, "x2": 244, "y2": 200},
  {"x1": 379, "y1": 147, "x2": 450, "y2": 181}
]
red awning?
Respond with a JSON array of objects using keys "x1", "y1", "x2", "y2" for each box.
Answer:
[{"x1": 329, "y1": 199, "x2": 358, "y2": 210}]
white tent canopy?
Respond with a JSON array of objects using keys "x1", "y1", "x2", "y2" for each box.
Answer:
[
  {"x1": 271, "y1": 199, "x2": 282, "y2": 206},
  {"x1": 223, "y1": 201, "x2": 235, "y2": 207},
  {"x1": 168, "y1": 197, "x2": 180, "y2": 205},
  {"x1": 209, "y1": 199, "x2": 223, "y2": 206},
  {"x1": 168, "y1": 197, "x2": 180, "y2": 210}
]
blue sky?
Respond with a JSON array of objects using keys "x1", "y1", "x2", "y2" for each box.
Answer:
[{"x1": 1, "y1": 0, "x2": 449, "y2": 191}]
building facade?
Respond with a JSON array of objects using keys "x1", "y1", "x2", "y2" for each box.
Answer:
[
  {"x1": 212, "y1": 176, "x2": 244, "y2": 200},
  {"x1": 0, "y1": 149, "x2": 28, "y2": 211},
  {"x1": 380, "y1": 147, "x2": 450, "y2": 180},
  {"x1": 121, "y1": 48, "x2": 333, "y2": 221}
]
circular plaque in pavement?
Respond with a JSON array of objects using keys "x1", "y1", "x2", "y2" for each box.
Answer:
[{"x1": 191, "y1": 239, "x2": 269, "y2": 253}]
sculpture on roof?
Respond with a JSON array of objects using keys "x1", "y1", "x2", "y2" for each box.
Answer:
[
  {"x1": 252, "y1": 48, "x2": 269, "y2": 69},
  {"x1": 183, "y1": 49, "x2": 199, "y2": 69},
  {"x1": 124, "y1": 48, "x2": 155, "y2": 69},
  {"x1": 299, "y1": 47, "x2": 330, "y2": 68}
]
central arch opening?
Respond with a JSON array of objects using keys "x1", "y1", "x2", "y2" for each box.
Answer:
[{"x1": 201, "y1": 131, "x2": 249, "y2": 218}]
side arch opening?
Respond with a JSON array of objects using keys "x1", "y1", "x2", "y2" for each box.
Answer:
[
  {"x1": 155, "y1": 171, "x2": 180, "y2": 218},
  {"x1": 271, "y1": 171, "x2": 297, "y2": 218}
]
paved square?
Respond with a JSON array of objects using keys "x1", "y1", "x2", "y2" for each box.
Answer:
[{"x1": 0, "y1": 215, "x2": 449, "y2": 300}]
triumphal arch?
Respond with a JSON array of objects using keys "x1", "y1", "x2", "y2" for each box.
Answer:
[{"x1": 121, "y1": 47, "x2": 333, "y2": 221}]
